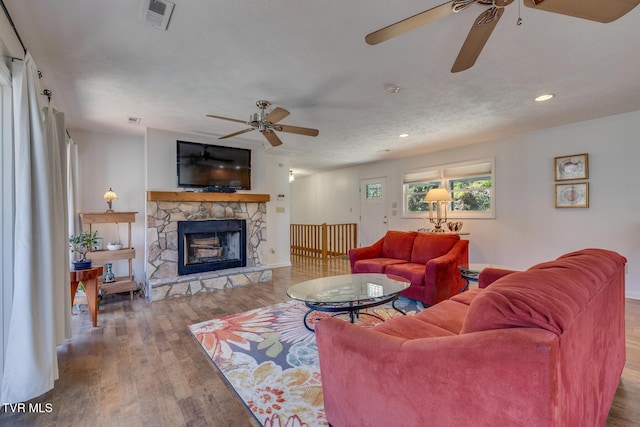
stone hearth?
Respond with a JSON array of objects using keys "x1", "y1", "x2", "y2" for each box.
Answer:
[{"x1": 146, "y1": 193, "x2": 272, "y2": 300}]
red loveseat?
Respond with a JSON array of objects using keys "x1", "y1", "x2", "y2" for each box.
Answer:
[
  {"x1": 317, "y1": 249, "x2": 626, "y2": 427},
  {"x1": 349, "y1": 230, "x2": 469, "y2": 305}
]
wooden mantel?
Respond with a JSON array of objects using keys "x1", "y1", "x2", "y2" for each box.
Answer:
[{"x1": 147, "y1": 191, "x2": 270, "y2": 203}]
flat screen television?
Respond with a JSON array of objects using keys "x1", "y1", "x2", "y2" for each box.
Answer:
[{"x1": 176, "y1": 140, "x2": 251, "y2": 190}]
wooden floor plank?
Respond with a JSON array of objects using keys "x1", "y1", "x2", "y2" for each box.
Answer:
[{"x1": 0, "y1": 257, "x2": 638, "y2": 426}]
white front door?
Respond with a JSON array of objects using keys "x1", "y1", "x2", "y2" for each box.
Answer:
[{"x1": 360, "y1": 177, "x2": 388, "y2": 247}]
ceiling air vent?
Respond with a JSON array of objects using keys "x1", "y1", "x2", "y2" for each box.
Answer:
[{"x1": 140, "y1": 0, "x2": 174, "y2": 30}]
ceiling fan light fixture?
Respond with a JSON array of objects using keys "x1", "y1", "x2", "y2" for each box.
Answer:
[
  {"x1": 249, "y1": 112, "x2": 260, "y2": 123},
  {"x1": 535, "y1": 93, "x2": 555, "y2": 102},
  {"x1": 207, "y1": 100, "x2": 318, "y2": 148}
]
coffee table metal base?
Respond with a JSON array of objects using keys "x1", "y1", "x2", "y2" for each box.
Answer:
[{"x1": 302, "y1": 294, "x2": 405, "y2": 332}]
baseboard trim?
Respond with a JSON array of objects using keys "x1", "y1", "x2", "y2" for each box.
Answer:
[
  {"x1": 625, "y1": 292, "x2": 640, "y2": 301},
  {"x1": 269, "y1": 262, "x2": 292, "y2": 269}
]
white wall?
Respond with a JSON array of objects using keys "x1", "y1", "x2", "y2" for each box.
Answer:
[
  {"x1": 145, "y1": 128, "x2": 291, "y2": 267},
  {"x1": 264, "y1": 156, "x2": 292, "y2": 267},
  {"x1": 73, "y1": 130, "x2": 147, "y2": 285},
  {"x1": 291, "y1": 110, "x2": 640, "y2": 299},
  {"x1": 291, "y1": 167, "x2": 361, "y2": 225}
]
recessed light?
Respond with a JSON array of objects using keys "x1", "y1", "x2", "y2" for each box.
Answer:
[
  {"x1": 399, "y1": 133, "x2": 409, "y2": 138},
  {"x1": 534, "y1": 93, "x2": 555, "y2": 102},
  {"x1": 385, "y1": 85, "x2": 401, "y2": 95}
]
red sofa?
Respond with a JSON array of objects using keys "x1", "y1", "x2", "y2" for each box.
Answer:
[
  {"x1": 317, "y1": 249, "x2": 626, "y2": 426},
  {"x1": 349, "y1": 230, "x2": 469, "y2": 305}
]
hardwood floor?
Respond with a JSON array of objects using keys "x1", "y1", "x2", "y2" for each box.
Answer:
[{"x1": 1, "y1": 257, "x2": 638, "y2": 426}]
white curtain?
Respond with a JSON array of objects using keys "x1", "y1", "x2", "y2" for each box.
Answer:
[
  {"x1": 0, "y1": 53, "x2": 71, "y2": 404},
  {"x1": 67, "y1": 138, "x2": 80, "y2": 238}
]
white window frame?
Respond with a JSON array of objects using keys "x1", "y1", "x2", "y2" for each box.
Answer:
[{"x1": 402, "y1": 158, "x2": 495, "y2": 219}]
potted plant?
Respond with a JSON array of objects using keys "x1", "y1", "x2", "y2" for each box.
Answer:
[{"x1": 69, "y1": 230, "x2": 99, "y2": 270}]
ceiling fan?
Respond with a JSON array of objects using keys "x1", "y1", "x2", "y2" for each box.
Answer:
[
  {"x1": 206, "y1": 100, "x2": 319, "y2": 147},
  {"x1": 365, "y1": 0, "x2": 640, "y2": 73}
]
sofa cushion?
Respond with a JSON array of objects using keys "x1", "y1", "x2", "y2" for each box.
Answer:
[
  {"x1": 449, "y1": 288, "x2": 482, "y2": 305},
  {"x1": 381, "y1": 230, "x2": 417, "y2": 261},
  {"x1": 461, "y1": 250, "x2": 626, "y2": 335},
  {"x1": 353, "y1": 258, "x2": 408, "y2": 274},
  {"x1": 413, "y1": 299, "x2": 469, "y2": 334},
  {"x1": 373, "y1": 316, "x2": 456, "y2": 339},
  {"x1": 385, "y1": 262, "x2": 426, "y2": 285},
  {"x1": 410, "y1": 233, "x2": 459, "y2": 264}
]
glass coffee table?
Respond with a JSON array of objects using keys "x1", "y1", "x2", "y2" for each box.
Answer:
[{"x1": 286, "y1": 273, "x2": 410, "y2": 331}]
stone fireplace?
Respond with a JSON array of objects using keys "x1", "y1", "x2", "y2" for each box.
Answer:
[{"x1": 146, "y1": 191, "x2": 272, "y2": 300}]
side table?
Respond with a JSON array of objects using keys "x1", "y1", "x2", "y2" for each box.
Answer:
[
  {"x1": 70, "y1": 265, "x2": 103, "y2": 327},
  {"x1": 458, "y1": 263, "x2": 516, "y2": 293}
]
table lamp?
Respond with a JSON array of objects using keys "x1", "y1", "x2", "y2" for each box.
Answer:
[
  {"x1": 103, "y1": 187, "x2": 118, "y2": 212},
  {"x1": 424, "y1": 188, "x2": 451, "y2": 233}
]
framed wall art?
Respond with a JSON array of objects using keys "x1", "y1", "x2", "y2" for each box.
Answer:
[
  {"x1": 554, "y1": 153, "x2": 588, "y2": 181},
  {"x1": 555, "y1": 182, "x2": 589, "y2": 208}
]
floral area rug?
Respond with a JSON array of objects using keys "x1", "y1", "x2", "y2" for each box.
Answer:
[{"x1": 188, "y1": 297, "x2": 423, "y2": 427}]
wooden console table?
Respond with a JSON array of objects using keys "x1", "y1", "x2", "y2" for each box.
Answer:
[
  {"x1": 80, "y1": 212, "x2": 137, "y2": 299},
  {"x1": 70, "y1": 265, "x2": 103, "y2": 327}
]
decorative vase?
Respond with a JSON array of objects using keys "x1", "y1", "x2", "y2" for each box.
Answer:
[
  {"x1": 103, "y1": 263, "x2": 116, "y2": 283},
  {"x1": 446, "y1": 221, "x2": 463, "y2": 233},
  {"x1": 72, "y1": 260, "x2": 92, "y2": 270}
]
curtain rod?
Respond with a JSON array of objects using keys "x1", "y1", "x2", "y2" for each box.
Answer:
[
  {"x1": 0, "y1": 0, "x2": 27, "y2": 55},
  {"x1": 1, "y1": 1, "x2": 72, "y2": 142}
]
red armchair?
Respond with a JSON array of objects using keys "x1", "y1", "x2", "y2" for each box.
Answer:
[{"x1": 349, "y1": 230, "x2": 469, "y2": 305}]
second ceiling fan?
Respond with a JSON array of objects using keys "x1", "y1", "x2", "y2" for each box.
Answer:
[
  {"x1": 207, "y1": 100, "x2": 319, "y2": 147},
  {"x1": 365, "y1": 0, "x2": 640, "y2": 73}
]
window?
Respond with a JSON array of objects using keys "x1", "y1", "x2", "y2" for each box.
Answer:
[
  {"x1": 365, "y1": 183, "x2": 382, "y2": 199},
  {"x1": 402, "y1": 159, "x2": 494, "y2": 219}
]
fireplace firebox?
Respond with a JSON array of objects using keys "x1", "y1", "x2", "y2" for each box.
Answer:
[{"x1": 178, "y1": 219, "x2": 247, "y2": 275}]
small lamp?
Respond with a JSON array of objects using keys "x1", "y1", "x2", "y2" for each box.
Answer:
[
  {"x1": 103, "y1": 187, "x2": 118, "y2": 212},
  {"x1": 424, "y1": 188, "x2": 452, "y2": 233}
]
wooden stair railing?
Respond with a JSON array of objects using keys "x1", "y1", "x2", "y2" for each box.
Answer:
[{"x1": 290, "y1": 223, "x2": 358, "y2": 260}]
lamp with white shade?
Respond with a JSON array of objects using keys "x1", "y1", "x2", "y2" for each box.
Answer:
[
  {"x1": 103, "y1": 187, "x2": 118, "y2": 213},
  {"x1": 424, "y1": 188, "x2": 451, "y2": 233}
]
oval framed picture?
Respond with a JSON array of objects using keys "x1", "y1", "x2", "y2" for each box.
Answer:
[
  {"x1": 555, "y1": 182, "x2": 589, "y2": 208},
  {"x1": 554, "y1": 153, "x2": 589, "y2": 181}
]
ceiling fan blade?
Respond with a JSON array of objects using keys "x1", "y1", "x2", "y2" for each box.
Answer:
[
  {"x1": 264, "y1": 107, "x2": 290, "y2": 124},
  {"x1": 451, "y1": 7, "x2": 504, "y2": 73},
  {"x1": 261, "y1": 130, "x2": 283, "y2": 147},
  {"x1": 219, "y1": 127, "x2": 256, "y2": 140},
  {"x1": 276, "y1": 124, "x2": 319, "y2": 137},
  {"x1": 365, "y1": 1, "x2": 456, "y2": 45},
  {"x1": 523, "y1": 0, "x2": 639, "y2": 23},
  {"x1": 206, "y1": 114, "x2": 249, "y2": 125}
]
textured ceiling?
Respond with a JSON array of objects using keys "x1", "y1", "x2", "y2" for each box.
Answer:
[{"x1": 4, "y1": 0, "x2": 640, "y2": 175}]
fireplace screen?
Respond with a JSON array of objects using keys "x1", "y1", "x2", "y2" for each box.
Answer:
[{"x1": 178, "y1": 219, "x2": 247, "y2": 275}]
